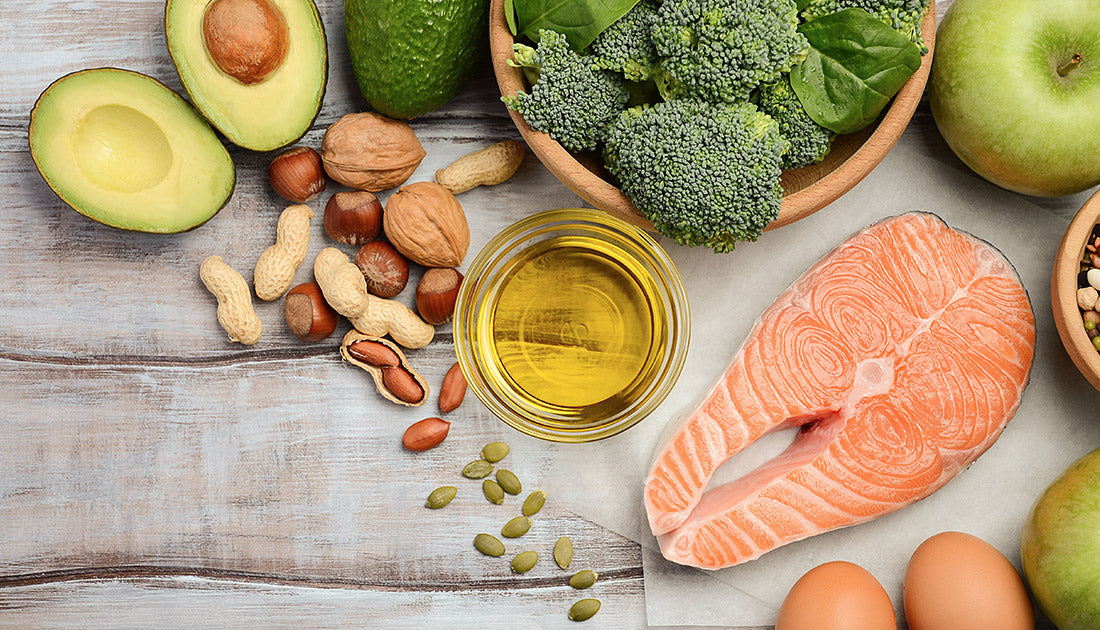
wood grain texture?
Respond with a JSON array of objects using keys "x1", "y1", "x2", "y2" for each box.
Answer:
[
  {"x1": 1052, "y1": 190, "x2": 1100, "y2": 391},
  {"x1": 2, "y1": 0, "x2": 1091, "y2": 626},
  {"x1": 0, "y1": 574, "x2": 645, "y2": 629},
  {"x1": 0, "y1": 0, "x2": 639, "y2": 626}
]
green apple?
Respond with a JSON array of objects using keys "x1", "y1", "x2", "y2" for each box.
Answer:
[
  {"x1": 930, "y1": 0, "x2": 1100, "y2": 197},
  {"x1": 1021, "y1": 447, "x2": 1100, "y2": 629}
]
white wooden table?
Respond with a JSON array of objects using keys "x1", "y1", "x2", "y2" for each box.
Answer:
[{"x1": 0, "y1": 0, "x2": 1089, "y2": 627}]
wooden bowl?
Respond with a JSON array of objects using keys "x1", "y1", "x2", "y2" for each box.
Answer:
[
  {"x1": 489, "y1": 0, "x2": 937, "y2": 232},
  {"x1": 1052, "y1": 189, "x2": 1100, "y2": 392}
]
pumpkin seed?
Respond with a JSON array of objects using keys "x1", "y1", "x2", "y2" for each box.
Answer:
[
  {"x1": 496, "y1": 469, "x2": 522, "y2": 495},
  {"x1": 569, "y1": 569, "x2": 598, "y2": 589},
  {"x1": 474, "y1": 533, "x2": 505, "y2": 557},
  {"x1": 425, "y1": 486, "x2": 457, "y2": 509},
  {"x1": 462, "y1": 459, "x2": 494, "y2": 479},
  {"x1": 568, "y1": 598, "x2": 601, "y2": 621},
  {"x1": 483, "y1": 479, "x2": 505, "y2": 505},
  {"x1": 501, "y1": 515, "x2": 532, "y2": 538},
  {"x1": 554, "y1": 536, "x2": 574, "y2": 569},
  {"x1": 522, "y1": 489, "x2": 546, "y2": 516},
  {"x1": 511, "y1": 550, "x2": 539, "y2": 574},
  {"x1": 481, "y1": 441, "x2": 510, "y2": 463}
]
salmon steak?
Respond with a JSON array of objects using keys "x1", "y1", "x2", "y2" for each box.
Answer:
[{"x1": 645, "y1": 213, "x2": 1035, "y2": 569}]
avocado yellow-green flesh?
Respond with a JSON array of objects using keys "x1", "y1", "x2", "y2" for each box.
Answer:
[
  {"x1": 29, "y1": 68, "x2": 235, "y2": 233},
  {"x1": 166, "y1": 0, "x2": 327, "y2": 151}
]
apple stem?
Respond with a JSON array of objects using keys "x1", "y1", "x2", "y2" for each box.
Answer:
[{"x1": 1058, "y1": 53, "x2": 1084, "y2": 77}]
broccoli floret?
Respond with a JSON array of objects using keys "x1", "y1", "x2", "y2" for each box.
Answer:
[
  {"x1": 651, "y1": 0, "x2": 808, "y2": 103},
  {"x1": 591, "y1": 0, "x2": 662, "y2": 82},
  {"x1": 604, "y1": 100, "x2": 788, "y2": 252},
  {"x1": 801, "y1": 0, "x2": 931, "y2": 51},
  {"x1": 502, "y1": 30, "x2": 629, "y2": 152},
  {"x1": 755, "y1": 77, "x2": 834, "y2": 170}
]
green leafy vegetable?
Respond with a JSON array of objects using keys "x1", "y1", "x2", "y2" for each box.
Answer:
[
  {"x1": 795, "y1": 0, "x2": 813, "y2": 9},
  {"x1": 513, "y1": 0, "x2": 641, "y2": 51},
  {"x1": 651, "y1": 0, "x2": 808, "y2": 103},
  {"x1": 603, "y1": 100, "x2": 788, "y2": 252},
  {"x1": 503, "y1": 30, "x2": 629, "y2": 152},
  {"x1": 505, "y1": 0, "x2": 518, "y2": 36},
  {"x1": 790, "y1": 8, "x2": 921, "y2": 134},
  {"x1": 801, "y1": 0, "x2": 931, "y2": 52}
]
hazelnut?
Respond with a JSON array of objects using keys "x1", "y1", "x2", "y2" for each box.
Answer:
[
  {"x1": 269, "y1": 147, "x2": 325, "y2": 203},
  {"x1": 285, "y1": 282, "x2": 338, "y2": 342},
  {"x1": 416, "y1": 268, "x2": 463, "y2": 326},
  {"x1": 355, "y1": 241, "x2": 409, "y2": 298},
  {"x1": 202, "y1": 0, "x2": 289, "y2": 85},
  {"x1": 324, "y1": 191, "x2": 382, "y2": 245}
]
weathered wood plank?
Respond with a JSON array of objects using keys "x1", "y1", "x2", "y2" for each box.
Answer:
[
  {"x1": 0, "y1": 355, "x2": 641, "y2": 581},
  {"x1": 0, "y1": 574, "x2": 646, "y2": 629}
]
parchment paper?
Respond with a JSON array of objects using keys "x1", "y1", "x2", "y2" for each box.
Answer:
[{"x1": 543, "y1": 139, "x2": 1100, "y2": 628}]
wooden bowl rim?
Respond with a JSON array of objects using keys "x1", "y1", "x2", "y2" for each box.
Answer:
[
  {"x1": 488, "y1": 0, "x2": 937, "y2": 233},
  {"x1": 1052, "y1": 189, "x2": 1100, "y2": 392}
]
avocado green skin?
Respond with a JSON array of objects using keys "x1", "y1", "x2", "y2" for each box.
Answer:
[
  {"x1": 28, "y1": 68, "x2": 236, "y2": 234},
  {"x1": 345, "y1": 0, "x2": 490, "y2": 119}
]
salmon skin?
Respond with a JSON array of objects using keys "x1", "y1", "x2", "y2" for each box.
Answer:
[{"x1": 645, "y1": 213, "x2": 1035, "y2": 570}]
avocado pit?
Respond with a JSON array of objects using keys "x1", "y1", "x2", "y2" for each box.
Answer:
[{"x1": 202, "y1": 0, "x2": 289, "y2": 85}]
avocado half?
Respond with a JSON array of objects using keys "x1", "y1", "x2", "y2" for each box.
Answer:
[
  {"x1": 345, "y1": 0, "x2": 489, "y2": 119},
  {"x1": 29, "y1": 68, "x2": 235, "y2": 233},
  {"x1": 165, "y1": 0, "x2": 328, "y2": 151}
]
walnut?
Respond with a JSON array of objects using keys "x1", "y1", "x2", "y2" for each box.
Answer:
[
  {"x1": 321, "y1": 112, "x2": 426, "y2": 192},
  {"x1": 383, "y1": 182, "x2": 470, "y2": 267}
]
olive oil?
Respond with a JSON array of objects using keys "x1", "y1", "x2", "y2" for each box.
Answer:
[{"x1": 481, "y1": 235, "x2": 667, "y2": 420}]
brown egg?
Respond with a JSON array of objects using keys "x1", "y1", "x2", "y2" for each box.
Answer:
[
  {"x1": 776, "y1": 561, "x2": 897, "y2": 630},
  {"x1": 904, "y1": 531, "x2": 1034, "y2": 630}
]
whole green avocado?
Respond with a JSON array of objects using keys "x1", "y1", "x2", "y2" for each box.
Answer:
[{"x1": 345, "y1": 0, "x2": 490, "y2": 119}]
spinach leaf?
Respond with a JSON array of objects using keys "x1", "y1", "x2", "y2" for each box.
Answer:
[
  {"x1": 514, "y1": 0, "x2": 641, "y2": 51},
  {"x1": 795, "y1": 0, "x2": 811, "y2": 10},
  {"x1": 790, "y1": 8, "x2": 921, "y2": 135}
]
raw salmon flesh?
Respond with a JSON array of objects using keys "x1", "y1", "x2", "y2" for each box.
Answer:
[{"x1": 645, "y1": 213, "x2": 1035, "y2": 569}]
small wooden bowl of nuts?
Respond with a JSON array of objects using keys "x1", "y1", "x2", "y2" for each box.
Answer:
[{"x1": 1053, "y1": 189, "x2": 1100, "y2": 391}]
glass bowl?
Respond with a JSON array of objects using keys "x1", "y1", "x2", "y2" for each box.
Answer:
[{"x1": 454, "y1": 208, "x2": 690, "y2": 442}]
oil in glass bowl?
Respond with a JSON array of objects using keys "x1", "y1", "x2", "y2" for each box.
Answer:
[{"x1": 455, "y1": 209, "x2": 689, "y2": 442}]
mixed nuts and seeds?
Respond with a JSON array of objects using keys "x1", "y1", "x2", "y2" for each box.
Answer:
[
  {"x1": 1077, "y1": 227, "x2": 1100, "y2": 353},
  {"x1": 427, "y1": 441, "x2": 603, "y2": 622},
  {"x1": 181, "y1": 27, "x2": 595, "y2": 622}
]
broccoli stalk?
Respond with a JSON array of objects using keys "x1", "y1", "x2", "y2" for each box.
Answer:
[
  {"x1": 652, "y1": 0, "x2": 809, "y2": 103},
  {"x1": 604, "y1": 100, "x2": 789, "y2": 252},
  {"x1": 502, "y1": 30, "x2": 629, "y2": 152}
]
